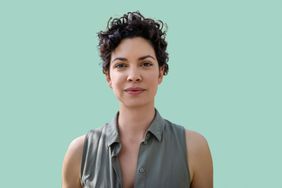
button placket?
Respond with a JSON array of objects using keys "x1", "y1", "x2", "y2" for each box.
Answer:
[
  {"x1": 139, "y1": 167, "x2": 145, "y2": 174},
  {"x1": 134, "y1": 142, "x2": 146, "y2": 188}
]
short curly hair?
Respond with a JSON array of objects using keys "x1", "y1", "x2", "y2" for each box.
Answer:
[{"x1": 98, "y1": 11, "x2": 169, "y2": 75}]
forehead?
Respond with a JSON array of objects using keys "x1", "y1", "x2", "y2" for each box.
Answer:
[{"x1": 111, "y1": 37, "x2": 156, "y2": 60}]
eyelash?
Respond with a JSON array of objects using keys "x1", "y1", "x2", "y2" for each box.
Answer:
[
  {"x1": 142, "y1": 61, "x2": 153, "y2": 67},
  {"x1": 113, "y1": 61, "x2": 153, "y2": 70},
  {"x1": 114, "y1": 63, "x2": 128, "y2": 69}
]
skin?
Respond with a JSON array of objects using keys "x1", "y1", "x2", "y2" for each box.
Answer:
[{"x1": 62, "y1": 37, "x2": 213, "y2": 188}]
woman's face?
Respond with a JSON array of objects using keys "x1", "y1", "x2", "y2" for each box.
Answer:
[{"x1": 107, "y1": 37, "x2": 164, "y2": 109}]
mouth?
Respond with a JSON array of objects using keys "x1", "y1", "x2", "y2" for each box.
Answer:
[{"x1": 124, "y1": 87, "x2": 145, "y2": 95}]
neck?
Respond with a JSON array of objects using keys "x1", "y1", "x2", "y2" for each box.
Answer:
[{"x1": 117, "y1": 104, "x2": 155, "y2": 142}]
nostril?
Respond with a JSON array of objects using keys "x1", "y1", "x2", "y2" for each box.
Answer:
[
  {"x1": 127, "y1": 76, "x2": 142, "y2": 82},
  {"x1": 127, "y1": 72, "x2": 142, "y2": 82}
]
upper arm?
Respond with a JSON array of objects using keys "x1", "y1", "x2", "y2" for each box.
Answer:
[
  {"x1": 62, "y1": 135, "x2": 85, "y2": 188},
  {"x1": 186, "y1": 130, "x2": 213, "y2": 188}
]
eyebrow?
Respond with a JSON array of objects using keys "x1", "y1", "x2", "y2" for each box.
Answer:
[{"x1": 111, "y1": 55, "x2": 156, "y2": 63}]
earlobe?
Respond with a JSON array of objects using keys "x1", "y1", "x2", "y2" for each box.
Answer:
[
  {"x1": 158, "y1": 76, "x2": 163, "y2": 84},
  {"x1": 158, "y1": 67, "x2": 164, "y2": 84},
  {"x1": 107, "y1": 80, "x2": 112, "y2": 88},
  {"x1": 105, "y1": 73, "x2": 112, "y2": 88}
]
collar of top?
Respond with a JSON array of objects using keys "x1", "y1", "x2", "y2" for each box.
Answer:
[{"x1": 106, "y1": 109, "x2": 165, "y2": 147}]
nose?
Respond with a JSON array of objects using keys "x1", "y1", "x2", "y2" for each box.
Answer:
[{"x1": 127, "y1": 67, "x2": 142, "y2": 82}]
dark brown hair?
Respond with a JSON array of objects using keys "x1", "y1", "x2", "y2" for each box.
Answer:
[{"x1": 98, "y1": 11, "x2": 169, "y2": 75}]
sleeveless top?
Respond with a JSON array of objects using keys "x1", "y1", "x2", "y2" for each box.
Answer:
[{"x1": 80, "y1": 110, "x2": 190, "y2": 188}]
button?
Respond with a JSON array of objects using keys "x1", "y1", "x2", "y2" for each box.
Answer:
[
  {"x1": 139, "y1": 167, "x2": 145, "y2": 173},
  {"x1": 145, "y1": 134, "x2": 150, "y2": 139}
]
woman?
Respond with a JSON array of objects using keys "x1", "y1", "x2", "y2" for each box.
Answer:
[{"x1": 62, "y1": 11, "x2": 213, "y2": 188}]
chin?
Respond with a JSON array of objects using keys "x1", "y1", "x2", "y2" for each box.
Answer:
[{"x1": 120, "y1": 99, "x2": 153, "y2": 109}]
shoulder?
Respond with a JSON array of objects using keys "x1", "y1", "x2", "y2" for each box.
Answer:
[
  {"x1": 185, "y1": 130, "x2": 210, "y2": 155},
  {"x1": 185, "y1": 130, "x2": 213, "y2": 188},
  {"x1": 65, "y1": 135, "x2": 86, "y2": 162},
  {"x1": 62, "y1": 135, "x2": 86, "y2": 188}
]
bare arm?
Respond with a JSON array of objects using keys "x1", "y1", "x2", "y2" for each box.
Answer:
[
  {"x1": 62, "y1": 135, "x2": 85, "y2": 188},
  {"x1": 186, "y1": 130, "x2": 213, "y2": 188}
]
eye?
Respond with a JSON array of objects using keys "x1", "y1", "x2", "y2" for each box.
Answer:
[
  {"x1": 114, "y1": 63, "x2": 128, "y2": 70},
  {"x1": 141, "y1": 61, "x2": 154, "y2": 68}
]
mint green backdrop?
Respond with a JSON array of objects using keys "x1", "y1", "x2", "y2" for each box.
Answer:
[{"x1": 0, "y1": 0, "x2": 281, "y2": 187}]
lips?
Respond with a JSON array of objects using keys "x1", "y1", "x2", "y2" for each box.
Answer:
[{"x1": 124, "y1": 87, "x2": 145, "y2": 95}]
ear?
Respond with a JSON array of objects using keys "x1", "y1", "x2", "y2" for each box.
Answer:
[
  {"x1": 158, "y1": 66, "x2": 165, "y2": 84},
  {"x1": 105, "y1": 72, "x2": 112, "y2": 88}
]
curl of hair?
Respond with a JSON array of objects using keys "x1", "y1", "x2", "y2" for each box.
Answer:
[{"x1": 98, "y1": 11, "x2": 169, "y2": 75}]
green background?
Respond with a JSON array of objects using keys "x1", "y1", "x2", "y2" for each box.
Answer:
[{"x1": 1, "y1": 0, "x2": 281, "y2": 187}]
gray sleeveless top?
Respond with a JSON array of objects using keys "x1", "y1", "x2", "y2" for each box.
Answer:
[{"x1": 80, "y1": 110, "x2": 190, "y2": 188}]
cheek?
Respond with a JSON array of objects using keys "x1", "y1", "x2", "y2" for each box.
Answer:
[
  {"x1": 110, "y1": 73, "x2": 124, "y2": 89},
  {"x1": 147, "y1": 74, "x2": 161, "y2": 87}
]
